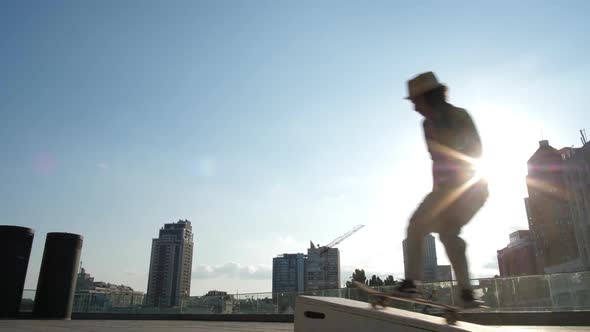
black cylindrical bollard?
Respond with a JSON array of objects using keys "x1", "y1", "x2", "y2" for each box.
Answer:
[
  {"x1": 0, "y1": 226, "x2": 35, "y2": 317},
  {"x1": 33, "y1": 232, "x2": 83, "y2": 319}
]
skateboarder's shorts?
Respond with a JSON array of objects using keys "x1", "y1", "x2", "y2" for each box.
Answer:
[{"x1": 410, "y1": 179, "x2": 489, "y2": 234}]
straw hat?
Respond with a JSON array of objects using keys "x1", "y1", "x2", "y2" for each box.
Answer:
[{"x1": 405, "y1": 71, "x2": 445, "y2": 99}]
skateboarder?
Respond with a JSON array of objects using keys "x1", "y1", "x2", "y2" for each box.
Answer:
[{"x1": 396, "y1": 72, "x2": 488, "y2": 308}]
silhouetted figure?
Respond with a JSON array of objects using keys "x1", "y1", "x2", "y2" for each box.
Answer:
[{"x1": 396, "y1": 72, "x2": 488, "y2": 308}]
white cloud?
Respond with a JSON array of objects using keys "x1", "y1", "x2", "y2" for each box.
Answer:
[
  {"x1": 97, "y1": 162, "x2": 109, "y2": 169},
  {"x1": 192, "y1": 262, "x2": 271, "y2": 280}
]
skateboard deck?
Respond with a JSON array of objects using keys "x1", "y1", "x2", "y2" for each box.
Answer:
[{"x1": 352, "y1": 281, "x2": 461, "y2": 324}]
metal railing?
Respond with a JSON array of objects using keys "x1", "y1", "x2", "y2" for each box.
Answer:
[{"x1": 19, "y1": 270, "x2": 590, "y2": 314}]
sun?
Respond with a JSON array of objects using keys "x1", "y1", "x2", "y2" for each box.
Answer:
[
  {"x1": 472, "y1": 158, "x2": 493, "y2": 183},
  {"x1": 471, "y1": 152, "x2": 528, "y2": 194},
  {"x1": 472, "y1": 156, "x2": 511, "y2": 187}
]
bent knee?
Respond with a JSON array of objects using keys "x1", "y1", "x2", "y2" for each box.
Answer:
[
  {"x1": 407, "y1": 222, "x2": 428, "y2": 238},
  {"x1": 439, "y1": 233, "x2": 466, "y2": 249}
]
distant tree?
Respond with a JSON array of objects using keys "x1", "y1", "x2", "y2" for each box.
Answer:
[
  {"x1": 383, "y1": 275, "x2": 396, "y2": 286},
  {"x1": 345, "y1": 269, "x2": 367, "y2": 288},
  {"x1": 368, "y1": 275, "x2": 384, "y2": 287}
]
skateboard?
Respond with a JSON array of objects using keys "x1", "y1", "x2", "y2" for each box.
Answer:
[{"x1": 352, "y1": 281, "x2": 462, "y2": 325}]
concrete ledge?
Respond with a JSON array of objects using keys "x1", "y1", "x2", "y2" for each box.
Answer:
[
  {"x1": 460, "y1": 310, "x2": 590, "y2": 326},
  {"x1": 294, "y1": 296, "x2": 492, "y2": 332}
]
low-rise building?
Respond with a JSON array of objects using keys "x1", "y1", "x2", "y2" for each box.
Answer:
[
  {"x1": 73, "y1": 267, "x2": 144, "y2": 311},
  {"x1": 497, "y1": 230, "x2": 540, "y2": 277}
]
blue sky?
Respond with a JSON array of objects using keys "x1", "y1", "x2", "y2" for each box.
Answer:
[{"x1": 1, "y1": 0, "x2": 589, "y2": 295}]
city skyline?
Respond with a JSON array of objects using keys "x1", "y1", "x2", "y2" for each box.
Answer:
[{"x1": 2, "y1": 1, "x2": 590, "y2": 295}]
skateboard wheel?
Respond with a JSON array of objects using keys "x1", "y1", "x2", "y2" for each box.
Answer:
[{"x1": 443, "y1": 310, "x2": 458, "y2": 325}]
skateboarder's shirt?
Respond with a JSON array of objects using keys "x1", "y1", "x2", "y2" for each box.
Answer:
[{"x1": 422, "y1": 104, "x2": 482, "y2": 190}]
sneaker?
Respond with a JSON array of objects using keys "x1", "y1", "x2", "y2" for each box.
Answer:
[
  {"x1": 394, "y1": 279, "x2": 419, "y2": 297},
  {"x1": 460, "y1": 289, "x2": 484, "y2": 309}
]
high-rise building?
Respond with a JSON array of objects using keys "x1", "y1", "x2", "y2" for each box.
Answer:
[
  {"x1": 146, "y1": 219, "x2": 194, "y2": 307},
  {"x1": 497, "y1": 230, "x2": 540, "y2": 277},
  {"x1": 526, "y1": 140, "x2": 582, "y2": 273},
  {"x1": 403, "y1": 234, "x2": 438, "y2": 282},
  {"x1": 435, "y1": 265, "x2": 452, "y2": 281},
  {"x1": 305, "y1": 246, "x2": 340, "y2": 291},
  {"x1": 272, "y1": 245, "x2": 341, "y2": 296},
  {"x1": 272, "y1": 253, "x2": 306, "y2": 294},
  {"x1": 272, "y1": 253, "x2": 306, "y2": 313},
  {"x1": 560, "y1": 140, "x2": 590, "y2": 270}
]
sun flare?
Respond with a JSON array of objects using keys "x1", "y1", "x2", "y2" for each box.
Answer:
[{"x1": 473, "y1": 158, "x2": 491, "y2": 183}]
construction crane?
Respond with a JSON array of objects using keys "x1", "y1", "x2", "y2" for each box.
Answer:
[
  {"x1": 306, "y1": 225, "x2": 365, "y2": 290},
  {"x1": 313, "y1": 224, "x2": 365, "y2": 255}
]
